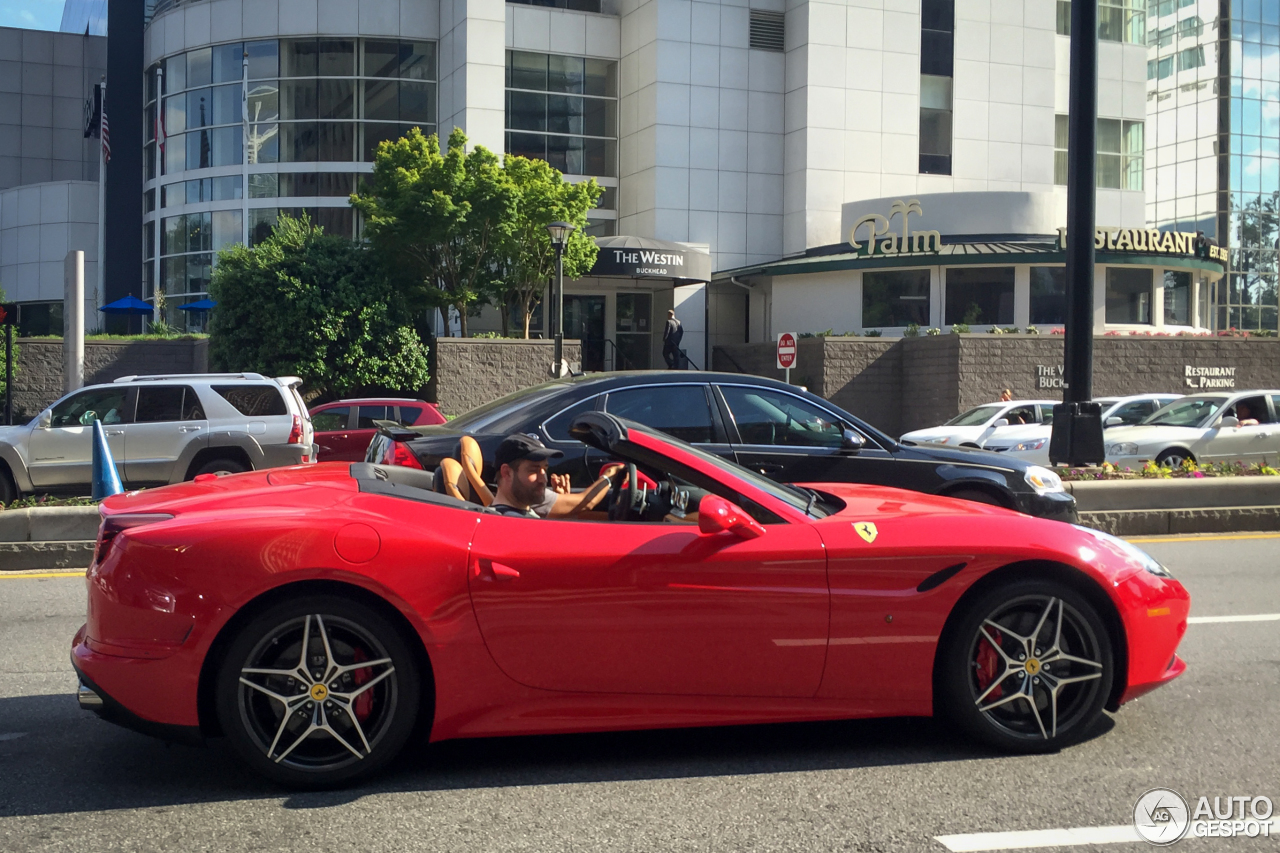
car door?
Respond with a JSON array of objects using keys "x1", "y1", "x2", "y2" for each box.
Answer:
[
  {"x1": 1204, "y1": 395, "x2": 1274, "y2": 462},
  {"x1": 466, "y1": 512, "x2": 830, "y2": 697},
  {"x1": 310, "y1": 405, "x2": 352, "y2": 461},
  {"x1": 345, "y1": 405, "x2": 392, "y2": 462},
  {"x1": 122, "y1": 385, "x2": 207, "y2": 485},
  {"x1": 718, "y1": 383, "x2": 897, "y2": 485},
  {"x1": 27, "y1": 386, "x2": 131, "y2": 488}
]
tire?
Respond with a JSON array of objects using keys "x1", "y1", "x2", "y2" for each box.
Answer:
[
  {"x1": 937, "y1": 578, "x2": 1114, "y2": 753},
  {"x1": 193, "y1": 457, "x2": 249, "y2": 478},
  {"x1": 1155, "y1": 449, "x2": 1192, "y2": 469},
  {"x1": 0, "y1": 466, "x2": 16, "y2": 505},
  {"x1": 215, "y1": 595, "x2": 421, "y2": 788},
  {"x1": 947, "y1": 488, "x2": 1005, "y2": 508}
]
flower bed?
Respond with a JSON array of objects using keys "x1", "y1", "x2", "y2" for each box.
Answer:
[
  {"x1": 1, "y1": 495, "x2": 97, "y2": 511},
  {"x1": 1058, "y1": 460, "x2": 1280, "y2": 481}
]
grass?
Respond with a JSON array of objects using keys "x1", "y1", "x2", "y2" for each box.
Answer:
[{"x1": 1, "y1": 494, "x2": 97, "y2": 511}]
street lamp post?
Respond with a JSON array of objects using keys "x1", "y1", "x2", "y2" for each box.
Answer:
[{"x1": 545, "y1": 221, "x2": 575, "y2": 378}]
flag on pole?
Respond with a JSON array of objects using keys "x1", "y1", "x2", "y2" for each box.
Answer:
[
  {"x1": 101, "y1": 96, "x2": 111, "y2": 163},
  {"x1": 83, "y1": 83, "x2": 101, "y2": 140}
]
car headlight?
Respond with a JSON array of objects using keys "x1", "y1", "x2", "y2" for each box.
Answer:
[
  {"x1": 1075, "y1": 526, "x2": 1173, "y2": 578},
  {"x1": 1014, "y1": 438, "x2": 1047, "y2": 451},
  {"x1": 1109, "y1": 442, "x2": 1139, "y2": 456},
  {"x1": 1024, "y1": 465, "x2": 1064, "y2": 494}
]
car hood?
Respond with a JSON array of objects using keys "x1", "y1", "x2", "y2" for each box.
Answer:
[
  {"x1": 900, "y1": 428, "x2": 973, "y2": 442},
  {"x1": 894, "y1": 440, "x2": 1028, "y2": 472}
]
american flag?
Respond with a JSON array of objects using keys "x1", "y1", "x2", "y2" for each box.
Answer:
[{"x1": 101, "y1": 99, "x2": 111, "y2": 163}]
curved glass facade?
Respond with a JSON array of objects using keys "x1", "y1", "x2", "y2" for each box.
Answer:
[{"x1": 143, "y1": 37, "x2": 437, "y2": 328}]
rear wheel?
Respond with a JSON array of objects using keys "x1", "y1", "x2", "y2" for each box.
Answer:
[
  {"x1": 215, "y1": 595, "x2": 420, "y2": 788},
  {"x1": 937, "y1": 579, "x2": 1113, "y2": 753},
  {"x1": 0, "y1": 466, "x2": 16, "y2": 504},
  {"x1": 193, "y1": 457, "x2": 249, "y2": 478}
]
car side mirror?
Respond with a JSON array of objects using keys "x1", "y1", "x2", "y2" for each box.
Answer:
[
  {"x1": 37, "y1": 411, "x2": 51, "y2": 429},
  {"x1": 840, "y1": 428, "x2": 865, "y2": 454},
  {"x1": 992, "y1": 418, "x2": 1009, "y2": 428},
  {"x1": 698, "y1": 494, "x2": 766, "y2": 540},
  {"x1": 1218, "y1": 415, "x2": 1239, "y2": 428},
  {"x1": 1105, "y1": 416, "x2": 1123, "y2": 427}
]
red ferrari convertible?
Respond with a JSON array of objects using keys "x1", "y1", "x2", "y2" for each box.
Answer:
[{"x1": 72, "y1": 413, "x2": 1189, "y2": 787}]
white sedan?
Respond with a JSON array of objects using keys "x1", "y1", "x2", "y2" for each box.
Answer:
[
  {"x1": 983, "y1": 394, "x2": 1182, "y2": 465},
  {"x1": 899, "y1": 400, "x2": 1058, "y2": 448},
  {"x1": 1105, "y1": 391, "x2": 1280, "y2": 468}
]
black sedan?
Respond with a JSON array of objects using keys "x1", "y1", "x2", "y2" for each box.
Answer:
[{"x1": 366, "y1": 372, "x2": 1077, "y2": 522}]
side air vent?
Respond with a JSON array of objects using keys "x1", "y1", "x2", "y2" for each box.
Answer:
[{"x1": 749, "y1": 10, "x2": 786, "y2": 52}]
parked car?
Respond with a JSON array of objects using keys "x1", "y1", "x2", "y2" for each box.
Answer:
[
  {"x1": 75, "y1": 410, "x2": 1188, "y2": 786},
  {"x1": 366, "y1": 372, "x2": 1078, "y2": 522},
  {"x1": 899, "y1": 400, "x2": 1060, "y2": 448},
  {"x1": 1105, "y1": 391, "x2": 1280, "y2": 468},
  {"x1": 982, "y1": 394, "x2": 1183, "y2": 465},
  {"x1": 0, "y1": 372, "x2": 314, "y2": 502},
  {"x1": 310, "y1": 398, "x2": 445, "y2": 462}
]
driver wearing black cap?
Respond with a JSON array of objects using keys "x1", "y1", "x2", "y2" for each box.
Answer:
[{"x1": 490, "y1": 433, "x2": 565, "y2": 518}]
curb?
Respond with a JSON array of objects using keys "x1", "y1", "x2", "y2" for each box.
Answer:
[
  {"x1": 1078, "y1": 505, "x2": 1280, "y2": 537},
  {"x1": 0, "y1": 506, "x2": 101, "y2": 543},
  {"x1": 1065, "y1": 477, "x2": 1280, "y2": 511},
  {"x1": 0, "y1": 541, "x2": 95, "y2": 571}
]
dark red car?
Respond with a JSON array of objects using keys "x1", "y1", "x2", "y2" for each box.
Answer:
[
  {"x1": 72, "y1": 413, "x2": 1189, "y2": 788},
  {"x1": 309, "y1": 398, "x2": 445, "y2": 462}
]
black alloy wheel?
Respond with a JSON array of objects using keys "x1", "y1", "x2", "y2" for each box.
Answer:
[
  {"x1": 215, "y1": 595, "x2": 420, "y2": 787},
  {"x1": 938, "y1": 579, "x2": 1113, "y2": 753}
]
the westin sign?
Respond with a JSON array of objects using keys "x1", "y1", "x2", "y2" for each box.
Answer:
[{"x1": 589, "y1": 241, "x2": 712, "y2": 282}]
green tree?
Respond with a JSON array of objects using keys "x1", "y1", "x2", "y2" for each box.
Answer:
[
  {"x1": 208, "y1": 214, "x2": 430, "y2": 397},
  {"x1": 351, "y1": 127, "x2": 515, "y2": 337},
  {"x1": 495, "y1": 155, "x2": 603, "y2": 338}
]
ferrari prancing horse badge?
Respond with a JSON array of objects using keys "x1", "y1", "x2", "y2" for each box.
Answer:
[{"x1": 853, "y1": 521, "x2": 878, "y2": 543}]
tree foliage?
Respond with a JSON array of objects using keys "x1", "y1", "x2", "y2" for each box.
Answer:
[
  {"x1": 495, "y1": 156, "x2": 602, "y2": 337},
  {"x1": 0, "y1": 286, "x2": 18, "y2": 406},
  {"x1": 208, "y1": 215, "x2": 430, "y2": 397},
  {"x1": 351, "y1": 127, "x2": 515, "y2": 337}
]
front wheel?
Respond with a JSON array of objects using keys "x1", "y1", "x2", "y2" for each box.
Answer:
[
  {"x1": 937, "y1": 579, "x2": 1114, "y2": 753},
  {"x1": 1155, "y1": 449, "x2": 1192, "y2": 469},
  {"x1": 215, "y1": 596, "x2": 420, "y2": 788}
]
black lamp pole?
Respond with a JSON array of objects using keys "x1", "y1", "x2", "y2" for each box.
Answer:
[
  {"x1": 546, "y1": 221, "x2": 574, "y2": 377},
  {"x1": 1050, "y1": 0, "x2": 1106, "y2": 466}
]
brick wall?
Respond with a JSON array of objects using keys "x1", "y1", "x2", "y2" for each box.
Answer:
[
  {"x1": 433, "y1": 339, "x2": 583, "y2": 417},
  {"x1": 713, "y1": 335, "x2": 1280, "y2": 439},
  {"x1": 12, "y1": 338, "x2": 208, "y2": 418}
]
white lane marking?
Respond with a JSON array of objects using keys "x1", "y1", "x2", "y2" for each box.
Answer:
[
  {"x1": 0, "y1": 732, "x2": 28, "y2": 742},
  {"x1": 935, "y1": 825, "x2": 1141, "y2": 851},
  {"x1": 1188, "y1": 613, "x2": 1280, "y2": 624}
]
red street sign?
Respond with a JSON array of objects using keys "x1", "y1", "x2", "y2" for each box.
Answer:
[{"x1": 776, "y1": 332, "x2": 797, "y2": 369}]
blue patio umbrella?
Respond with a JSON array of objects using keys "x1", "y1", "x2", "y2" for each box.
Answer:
[
  {"x1": 99, "y1": 294, "x2": 154, "y2": 315},
  {"x1": 177, "y1": 299, "x2": 217, "y2": 312}
]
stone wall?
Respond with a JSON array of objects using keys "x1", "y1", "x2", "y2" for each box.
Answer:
[
  {"x1": 713, "y1": 335, "x2": 1280, "y2": 438},
  {"x1": 432, "y1": 339, "x2": 583, "y2": 416},
  {"x1": 12, "y1": 338, "x2": 208, "y2": 418}
]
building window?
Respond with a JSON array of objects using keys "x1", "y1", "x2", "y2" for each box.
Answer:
[
  {"x1": 1030, "y1": 267, "x2": 1067, "y2": 325},
  {"x1": 505, "y1": 0, "x2": 601, "y2": 10},
  {"x1": 1054, "y1": 115, "x2": 1069, "y2": 185},
  {"x1": 1147, "y1": 56, "x2": 1174, "y2": 80},
  {"x1": 919, "y1": 0, "x2": 953, "y2": 175},
  {"x1": 1105, "y1": 267, "x2": 1153, "y2": 324},
  {"x1": 1177, "y1": 16, "x2": 1203, "y2": 38},
  {"x1": 1177, "y1": 46, "x2": 1205, "y2": 72},
  {"x1": 505, "y1": 51, "x2": 618, "y2": 178},
  {"x1": 1057, "y1": 117, "x2": 1143, "y2": 189},
  {"x1": 945, "y1": 267, "x2": 1015, "y2": 326},
  {"x1": 862, "y1": 269, "x2": 930, "y2": 328},
  {"x1": 1056, "y1": 0, "x2": 1145, "y2": 43},
  {"x1": 1163, "y1": 270, "x2": 1192, "y2": 325},
  {"x1": 1146, "y1": 0, "x2": 1194, "y2": 18},
  {"x1": 748, "y1": 10, "x2": 785, "y2": 52}
]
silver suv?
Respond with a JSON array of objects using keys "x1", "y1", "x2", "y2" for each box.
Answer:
[{"x1": 0, "y1": 373, "x2": 315, "y2": 502}]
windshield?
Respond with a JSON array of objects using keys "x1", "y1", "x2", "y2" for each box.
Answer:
[
  {"x1": 1142, "y1": 396, "x2": 1226, "y2": 427},
  {"x1": 626, "y1": 421, "x2": 832, "y2": 518},
  {"x1": 447, "y1": 380, "x2": 577, "y2": 433},
  {"x1": 945, "y1": 405, "x2": 1004, "y2": 427}
]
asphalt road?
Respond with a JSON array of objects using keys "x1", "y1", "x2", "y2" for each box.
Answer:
[{"x1": 1, "y1": 534, "x2": 1277, "y2": 853}]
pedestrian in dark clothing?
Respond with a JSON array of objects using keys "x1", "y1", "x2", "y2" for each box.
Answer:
[{"x1": 662, "y1": 309, "x2": 684, "y2": 369}]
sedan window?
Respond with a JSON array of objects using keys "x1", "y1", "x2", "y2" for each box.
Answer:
[
  {"x1": 720, "y1": 386, "x2": 843, "y2": 448},
  {"x1": 357, "y1": 406, "x2": 390, "y2": 429},
  {"x1": 50, "y1": 388, "x2": 131, "y2": 427},
  {"x1": 1003, "y1": 405, "x2": 1037, "y2": 426},
  {"x1": 1143, "y1": 397, "x2": 1226, "y2": 427},
  {"x1": 1107, "y1": 400, "x2": 1153, "y2": 425},
  {"x1": 604, "y1": 386, "x2": 716, "y2": 443},
  {"x1": 543, "y1": 397, "x2": 598, "y2": 442},
  {"x1": 946, "y1": 405, "x2": 1004, "y2": 426},
  {"x1": 312, "y1": 406, "x2": 350, "y2": 432}
]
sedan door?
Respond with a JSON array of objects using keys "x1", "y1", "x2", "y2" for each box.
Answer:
[
  {"x1": 311, "y1": 406, "x2": 354, "y2": 462},
  {"x1": 466, "y1": 512, "x2": 830, "y2": 697},
  {"x1": 1202, "y1": 395, "x2": 1275, "y2": 463},
  {"x1": 122, "y1": 385, "x2": 207, "y2": 485},
  {"x1": 27, "y1": 386, "x2": 131, "y2": 489}
]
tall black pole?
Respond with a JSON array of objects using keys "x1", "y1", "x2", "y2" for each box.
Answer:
[
  {"x1": 1050, "y1": 0, "x2": 1105, "y2": 466},
  {"x1": 553, "y1": 243, "x2": 565, "y2": 377}
]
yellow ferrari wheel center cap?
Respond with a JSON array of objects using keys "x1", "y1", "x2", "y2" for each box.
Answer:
[
  {"x1": 1024, "y1": 658, "x2": 1041, "y2": 676},
  {"x1": 310, "y1": 683, "x2": 329, "y2": 702}
]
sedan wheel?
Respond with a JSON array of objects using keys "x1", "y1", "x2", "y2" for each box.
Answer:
[
  {"x1": 938, "y1": 580, "x2": 1113, "y2": 752},
  {"x1": 1155, "y1": 449, "x2": 1191, "y2": 469},
  {"x1": 215, "y1": 596, "x2": 420, "y2": 787}
]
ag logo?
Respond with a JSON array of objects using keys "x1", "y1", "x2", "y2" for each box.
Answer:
[
  {"x1": 1134, "y1": 788, "x2": 1190, "y2": 845},
  {"x1": 853, "y1": 521, "x2": 878, "y2": 543}
]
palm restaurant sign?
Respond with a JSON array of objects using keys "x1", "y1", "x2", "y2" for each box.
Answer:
[
  {"x1": 849, "y1": 199, "x2": 944, "y2": 257},
  {"x1": 1056, "y1": 227, "x2": 1228, "y2": 264}
]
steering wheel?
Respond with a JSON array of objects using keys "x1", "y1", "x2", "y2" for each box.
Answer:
[{"x1": 607, "y1": 463, "x2": 639, "y2": 521}]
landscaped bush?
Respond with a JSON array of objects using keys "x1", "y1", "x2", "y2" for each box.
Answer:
[{"x1": 1057, "y1": 459, "x2": 1279, "y2": 480}]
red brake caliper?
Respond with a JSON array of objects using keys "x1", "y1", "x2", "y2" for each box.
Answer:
[
  {"x1": 975, "y1": 628, "x2": 1004, "y2": 700},
  {"x1": 352, "y1": 647, "x2": 373, "y2": 722}
]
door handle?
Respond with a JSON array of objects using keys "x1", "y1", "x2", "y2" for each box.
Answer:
[
  {"x1": 105, "y1": 429, "x2": 124, "y2": 436},
  {"x1": 471, "y1": 558, "x2": 520, "y2": 581},
  {"x1": 180, "y1": 425, "x2": 201, "y2": 432},
  {"x1": 756, "y1": 463, "x2": 784, "y2": 474}
]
